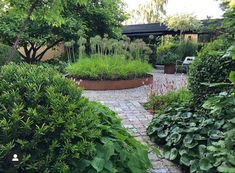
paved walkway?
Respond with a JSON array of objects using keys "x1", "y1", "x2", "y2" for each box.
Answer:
[{"x1": 83, "y1": 70, "x2": 186, "y2": 173}]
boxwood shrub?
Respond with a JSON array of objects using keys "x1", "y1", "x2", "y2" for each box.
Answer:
[
  {"x1": 188, "y1": 38, "x2": 235, "y2": 106},
  {"x1": 0, "y1": 63, "x2": 151, "y2": 173}
]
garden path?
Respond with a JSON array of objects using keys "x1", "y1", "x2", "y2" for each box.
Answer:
[{"x1": 83, "y1": 70, "x2": 186, "y2": 173}]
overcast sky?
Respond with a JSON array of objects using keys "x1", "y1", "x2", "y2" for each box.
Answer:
[{"x1": 124, "y1": 0, "x2": 224, "y2": 19}]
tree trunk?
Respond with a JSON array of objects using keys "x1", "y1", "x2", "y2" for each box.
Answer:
[{"x1": 7, "y1": 0, "x2": 40, "y2": 64}]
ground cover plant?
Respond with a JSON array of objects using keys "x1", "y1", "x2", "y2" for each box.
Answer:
[
  {"x1": 66, "y1": 55, "x2": 153, "y2": 80},
  {"x1": 147, "y1": 89, "x2": 235, "y2": 172},
  {"x1": 0, "y1": 63, "x2": 152, "y2": 173}
]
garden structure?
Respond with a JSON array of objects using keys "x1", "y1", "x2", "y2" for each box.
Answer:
[{"x1": 65, "y1": 36, "x2": 154, "y2": 90}]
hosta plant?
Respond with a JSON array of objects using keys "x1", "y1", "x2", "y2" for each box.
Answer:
[
  {"x1": 0, "y1": 63, "x2": 152, "y2": 173},
  {"x1": 147, "y1": 89, "x2": 235, "y2": 173},
  {"x1": 204, "y1": 89, "x2": 235, "y2": 172}
]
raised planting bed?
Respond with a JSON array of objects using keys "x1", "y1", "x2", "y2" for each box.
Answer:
[
  {"x1": 73, "y1": 74, "x2": 153, "y2": 90},
  {"x1": 66, "y1": 55, "x2": 154, "y2": 90}
]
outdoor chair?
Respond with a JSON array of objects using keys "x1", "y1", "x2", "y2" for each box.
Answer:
[{"x1": 176, "y1": 56, "x2": 195, "y2": 73}]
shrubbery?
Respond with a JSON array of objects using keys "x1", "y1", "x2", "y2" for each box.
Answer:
[
  {"x1": 147, "y1": 89, "x2": 235, "y2": 173},
  {"x1": 188, "y1": 38, "x2": 235, "y2": 106},
  {"x1": 0, "y1": 63, "x2": 151, "y2": 172},
  {"x1": 0, "y1": 43, "x2": 21, "y2": 66},
  {"x1": 145, "y1": 88, "x2": 191, "y2": 113},
  {"x1": 66, "y1": 55, "x2": 153, "y2": 80},
  {"x1": 156, "y1": 38, "x2": 199, "y2": 65},
  {"x1": 147, "y1": 4, "x2": 235, "y2": 173}
]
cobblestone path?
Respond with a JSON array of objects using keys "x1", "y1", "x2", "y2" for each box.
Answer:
[{"x1": 83, "y1": 70, "x2": 185, "y2": 173}]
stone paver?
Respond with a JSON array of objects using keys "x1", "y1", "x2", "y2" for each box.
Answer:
[{"x1": 83, "y1": 70, "x2": 185, "y2": 173}]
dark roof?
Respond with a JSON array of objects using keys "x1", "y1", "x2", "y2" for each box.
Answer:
[
  {"x1": 122, "y1": 23, "x2": 169, "y2": 35},
  {"x1": 122, "y1": 23, "x2": 180, "y2": 37},
  {"x1": 122, "y1": 19, "x2": 223, "y2": 36}
]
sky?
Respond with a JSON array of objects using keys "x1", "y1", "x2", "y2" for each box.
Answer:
[{"x1": 124, "y1": 0, "x2": 224, "y2": 20}]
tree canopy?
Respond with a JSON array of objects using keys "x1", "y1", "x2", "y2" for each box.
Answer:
[
  {"x1": 0, "y1": 0, "x2": 126, "y2": 63},
  {"x1": 164, "y1": 13, "x2": 202, "y2": 40},
  {"x1": 127, "y1": 0, "x2": 168, "y2": 24}
]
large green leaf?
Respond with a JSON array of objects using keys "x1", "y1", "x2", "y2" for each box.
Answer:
[
  {"x1": 91, "y1": 157, "x2": 105, "y2": 172},
  {"x1": 184, "y1": 140, "x2": 198, "y2": 149},
  {"x1": 180, "y1": 154, "x2": 192, "y2": 166},
  {"x1": 218, "y1": 163, "x2": 235, "y2": 173},
  {"x1": 208, "y1": 130, "x2": 224, "y2": 140},
  {"x1": 198, "y1": 145, "x2": 207, "y2": 157},
  {"x1": 183, "y1": 134, "x2": 193, "y2": 144},
  {"x1": 103, "y1": 142, "x2": 115, "y2": 160},
  {"x1": 229, "y1": 71, "x2": 235, "y2": 83},
  {"x1": 164, "y1": 148, "x2": 178, "y2": 160},
  {"x1": 167, "y1": 133, "x2": 182, "y2": 145},
  {"x1": 199, "y1": 158, "x2": 212, "y2": 171},
  {"x1": 158, "y1": 129, "x2": 169, "y2": 138},
  {"x1": 190, "y1": 160, "x2": 199, "y2": 173},
  {"x1": 104, "y1": 160, "x2": 117, "y2": 173}
]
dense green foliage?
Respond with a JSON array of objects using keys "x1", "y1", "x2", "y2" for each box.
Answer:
[
  {"x1": 188, "y1": 38, "x2": 235, "y2": 106},
  {"x1": 0, "y1": 43, "x2": 21, "y2": 66},
  {"x1": 229, "y1": 46, "x2": 235, "y2": 83},
  {"x1": 147, "y1": 2, "x2": 235, "y2": 173},
  {"x1": 156, "y1": 39, "x2": 199, "y2": 65},
  {"x1": 0, "y1": 0, "x2": 126, "y2": 63},
  {"x1": 205, "y1": 90, "x2": 235, "y2": 173},
  {"x1": 66, "y1": 55, "x2": 153, "y2": 80},
  {"x1": 145, "y1": 88, "x2": 191, "y2": 113},
  {"x1": 0, "y1": 63, "x2": 151, "y2": 173},
  {"x1": 147, "y1": 89, "x2": 235, "y2": 173}
]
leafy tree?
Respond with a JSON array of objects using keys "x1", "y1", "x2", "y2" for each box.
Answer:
[
  {"x1": 164, "y1": 13, "x2": 202, "y2": 41},
  {"x1": 0, "y1": 0, "x2": 88, "y2": 63},
  {"x1": 0, "y1": 0, "x2": 126, "y2": 63},
  {"x1": 79, "y1": 0, "x2": 127, "y2": 38},
  {"x1": 127, "y1": 0, "x2": 168, "y2": 24}
]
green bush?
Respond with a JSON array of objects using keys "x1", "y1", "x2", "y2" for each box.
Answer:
[
  {"x1": 147, "y1": 90, "x2": 235, "y2": 173},
  {"x1": 188, "y1": 38, "x2": 235, "y2": 106},
  {"x1": 175, "y1": 41, "x2": 199, "y2": 61},
  {"x1": 156, "y1": 39, "x2": 199, "y2": 65},
  {"x1": 145, "y1": 88, "x2": 191, "y2": 113},
  {"x1": 156, "y1": 41, "x2": 177, "y2": 64},
  {"x1": 41, "y1": 58, "x2": 68, "y2": 74},
  {"x1": 66, "y1": 55, "x2": 153, "y2": 80},
  {"x1": 0, "y1": 63, "x2": 151, "y2": 172},
  {"x1": 0, "y1": 43, "x2": 21, "y2": 66},
  {"x1": 161, "y1": 52, "x2": 179, "y2": 65}
]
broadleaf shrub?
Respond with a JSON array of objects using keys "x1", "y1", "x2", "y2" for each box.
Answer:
[
  {"x1": 0, "y1": 63, "x2": 151, "y2": 172},
  {"x1": 188, "y1": 38, "x2": 235, "y2": 106}
]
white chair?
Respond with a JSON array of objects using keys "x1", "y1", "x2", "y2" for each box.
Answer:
[{"x1": 176, "y1": 56, "x2": 195, "y2": 73}]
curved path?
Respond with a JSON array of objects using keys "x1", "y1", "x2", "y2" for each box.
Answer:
[{"x1": 83, "y1": 70, "x2": 186, "y2": 173}]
